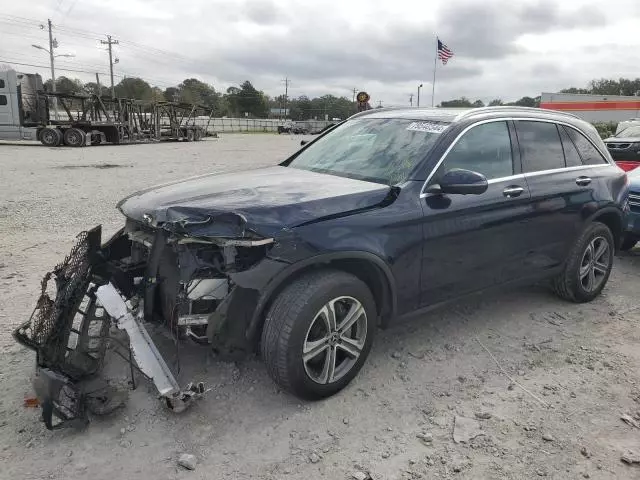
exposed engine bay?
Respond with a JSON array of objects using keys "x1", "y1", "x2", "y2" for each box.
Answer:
[{"x1": 13, "y1": 217, "x2": 275, "y2": 430}]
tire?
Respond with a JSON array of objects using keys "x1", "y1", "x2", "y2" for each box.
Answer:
[
  {"x1": 63, "y1": 128, "x2": 86, "y2": 147},
  {"x1": 261, "y1": 270, "x2": 376, "y2": 400},
  {"x1": 620, "y1": 236, "x2": 637, "y2": 251},
  {"x1": 553, "y1": 222, "x2": 614, "y2": 303},
  {"x1": 186, "y1": 129, "x2": 195, "y2": 142},
  {"x1": 40, "y1": 127, "x2": 62, "y2": 147},
  {"x1": 194, "y1": 128, "x2": 202, "y2": 141}
]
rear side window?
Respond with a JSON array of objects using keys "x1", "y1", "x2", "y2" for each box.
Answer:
[
  {"x1": 0, "y1": 95, "x2": 7, "y2": 106},
  {"x1": 564, "y1": 127, "x2": 608, "y2": 165},
  {"x1": 440, "y1": 121, "x2": 513, "y2": 180},
  {"x1": 558, "y1": 126, "x2": 583, "y2": 167},
  {"x1": 0, "y1": 79, "x2": 4, "y2": 88},
  {"x1": 515, "y1": 121, "x2": 564, "y2": 173}
]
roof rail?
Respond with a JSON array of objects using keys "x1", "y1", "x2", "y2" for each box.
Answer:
[
  {"x1": 348, "y1": 106, "x2": 414, "y2": 120},
  {"x1": 455, "y1": 106, "x2": 581, "y2": 120}
]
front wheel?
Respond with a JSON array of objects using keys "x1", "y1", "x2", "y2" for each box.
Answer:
[
  {"x1": 40, "y1": 127, "x2": 62, "y2": 146},
  {"x1": 261, "y1": 270, "x2": 376, "y2": 399},
  {"x1": 553, "y1": 222, "x2": 614, "y2": 303}
]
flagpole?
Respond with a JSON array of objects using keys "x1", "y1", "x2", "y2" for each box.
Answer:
[{"x1": 431, "y1": 36, "x2": 438, "y2": 107}]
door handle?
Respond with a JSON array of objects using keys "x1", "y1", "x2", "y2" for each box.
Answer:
[
  {"x1": 503, "y1": 185, "x2": 524, "y2": 198},
  {"x1": 576, "y1": 176, "x2": 592, "y2": 186}
]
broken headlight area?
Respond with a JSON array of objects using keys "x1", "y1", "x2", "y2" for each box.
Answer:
[{"x1": 14, "y1": 221, "x2": 271, "y2": 430}]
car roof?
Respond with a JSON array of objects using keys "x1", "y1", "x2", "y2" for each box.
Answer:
[{"x1": 349, "y1": 106, "x2": 582, "y2": 124}]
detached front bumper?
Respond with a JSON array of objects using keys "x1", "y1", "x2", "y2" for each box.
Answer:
[{"x1": 13, "y1": 226, "x2": 206, "y2": 430}]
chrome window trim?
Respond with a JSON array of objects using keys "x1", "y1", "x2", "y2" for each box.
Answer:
[
  {"x1": 420, "y1": 117, "x2": 614, "y2": 198},
  {"x1": 486, "y1": 173, "x2": 525, "y2": 185}
]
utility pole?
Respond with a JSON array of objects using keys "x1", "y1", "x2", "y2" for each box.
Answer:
[
  {"x1": 377, "y1": 100, "x2": 383, "y2": 108},
  {"x1": 352, "y1": 88, "x2": 357, "y2": 103},
  {"x1": 281, "y1": 77, "x2": 290, "y2": 119},
  {"x1": 409, "y1": 93, "x2": 414, "y2": 106},
  {"x1": 47, "y1": 19, "x2": 56, "y2": 94},
  {"x1": 101, "y1": 35, "x2": 119, "y2": 98},
  {"x1": 95, "y1": 73, "x2": 101, "y2": 96}
]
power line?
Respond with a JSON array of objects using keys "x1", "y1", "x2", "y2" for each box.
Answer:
[{"x1": 0, "y1": 58, "x2": 112, "y2": 76}]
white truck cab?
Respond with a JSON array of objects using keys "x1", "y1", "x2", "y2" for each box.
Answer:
[{"x1": 0, "y1": 70, "x2": 45, "y2": 141}]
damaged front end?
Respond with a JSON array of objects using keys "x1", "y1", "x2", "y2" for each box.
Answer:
[{"x1": 14, "y1": 212, "x2": 272, "y2": 430}]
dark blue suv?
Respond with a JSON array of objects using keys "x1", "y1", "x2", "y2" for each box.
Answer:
[{"x1": 16, "y1": 107, "x2": 629, "y2": 419}]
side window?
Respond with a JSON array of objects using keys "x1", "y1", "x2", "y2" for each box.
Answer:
[
  {"x1": 0, "y1": 95, "x2": 7, "y2": 106},
  {"x1": 565, "y1": 127, "x2": 608, "y2": 165},
  {"x1": 0, "y1": 79, "x2": 5, "y2": 88},
  {"x1": 558, "y1": 126, "x2": 583, "y2": 167},
  {"x1": 515, "y1": 121, "x2": 564, "y2": 173},
  {"x1": 440, "y1": 121, "x2": 513, "y2": 180}
]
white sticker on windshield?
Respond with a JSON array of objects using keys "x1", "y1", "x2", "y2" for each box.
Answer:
[{"x1": 407, "y1": 121, "x2": 448, "y2": 133}]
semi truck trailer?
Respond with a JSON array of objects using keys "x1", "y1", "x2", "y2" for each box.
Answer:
[{"x1": 0, "y1": 70, "x2": 213, "y2": 147}]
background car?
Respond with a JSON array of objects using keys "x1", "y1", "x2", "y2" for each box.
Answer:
[{"x1": 604, "y1": 124, "x2": 640, "y2": 172}]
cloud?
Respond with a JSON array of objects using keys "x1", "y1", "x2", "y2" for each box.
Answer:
[
  {"x1": 437, "y1": 0, "x2": 606, "y2": 60},
  {"x1": 0, "y1": 0, "x2": 635, "y2": 106}
]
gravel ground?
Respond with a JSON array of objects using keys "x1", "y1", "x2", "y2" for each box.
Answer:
[{"x1": 1, "y1": 135, "x2": 640, "y2": 480}]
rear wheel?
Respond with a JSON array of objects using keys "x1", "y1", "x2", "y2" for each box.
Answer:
[
  {"x1": 40, "y1": 127, "x2": 62, "y2": 147},
  {"x1": 261, "y1": 270, "x2": 376, "y2": 399},
  {"x1": 63, "y1": 128, "x2": 86, "y2": 147},
  {"x1": 553, "y1": 222, "x2": 614, "y2": 303},
  {"x1": 186, "y1": 129, "x2": 195, "y2": 142}
]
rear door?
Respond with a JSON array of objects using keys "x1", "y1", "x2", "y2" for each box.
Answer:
[
  {"x1": 420, "y1": 120, "x2": 533, "y2": 306},
  {"x1": 514, "y1": 120, "x2": 608, "y2": 273}
]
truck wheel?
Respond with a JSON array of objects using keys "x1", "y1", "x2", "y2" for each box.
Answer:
[
  {"x1": 194, "y1": 129, "x2": 202, "y2": 141},
  {"x1": 186, "y1": 129, "x2": 195, "y2": 142},
  {"x1": 63, "y1": 128, "x2": 86, "y2": 147},
  {"x1": 40, "y1": 127, "x2": 62, "y2": 147},
  {"x1": 553, "y1": 222, "x2": 614, "y2": 303},
  {"x1": 261, "y1": 270, "x2": 376, "y2": 399}
]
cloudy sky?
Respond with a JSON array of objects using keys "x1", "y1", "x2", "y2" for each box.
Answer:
[{"x1": 2, "y1": 0, "x2": 640, "y2": 106}]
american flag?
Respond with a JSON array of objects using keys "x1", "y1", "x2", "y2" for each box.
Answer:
[{"x1": 437, "y1": 39, "x2": 454, "y2": 65}]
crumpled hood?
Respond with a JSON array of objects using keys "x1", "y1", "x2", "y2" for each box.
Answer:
[{"x1": 117, "y1": 166, "x2": 392, "y2": 238}]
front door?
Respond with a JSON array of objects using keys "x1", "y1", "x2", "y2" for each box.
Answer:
[{"x1": 419, "y1": 120, "x2": 532, "y2": 306}]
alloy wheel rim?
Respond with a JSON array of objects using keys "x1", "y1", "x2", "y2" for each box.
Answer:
[
  {"x1": 579, "y1": 236, "x2": 610, "y2": 292},
  {"x1": 302, "y1": 296, "x2": 367, "y2": 385}
]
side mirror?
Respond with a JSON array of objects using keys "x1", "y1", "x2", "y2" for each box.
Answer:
[
  {"x1": 426, "y1": 168, "x2": 488, "y2": 195},
  {"x1": 300, "y1": 140, "x2": 308, "y2": 146}
]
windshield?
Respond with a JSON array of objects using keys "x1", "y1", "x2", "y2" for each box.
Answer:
[
  {"x1": 286, "y1": 118, "x2": 447, "y2": 185},
  {"x1": 615, "y1": 126, "x2": 640, "y2": 138}
]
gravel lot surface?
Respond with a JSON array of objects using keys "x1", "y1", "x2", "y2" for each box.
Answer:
[{"x1": 1, "y1": 135, "x2": 640, "y2": 479}]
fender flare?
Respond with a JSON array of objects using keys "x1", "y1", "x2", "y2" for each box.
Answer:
[
  {"x1": 585, "y1": 205, "x2": 623, "y2": 231},
  {"x1": 583, "y1": 205, "x2": 624, "y2": 249},
  {"x1": 245, "y1": 251, "x2": 398, "y2": 341}
]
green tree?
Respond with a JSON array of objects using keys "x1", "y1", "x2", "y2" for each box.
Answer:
[
  {"x1": 439, "y1": 97, "x2": 473, "y2": 107},
  {"x1": 151, "y1": 87, "x2": 165, "y2": 102},
  {"x1": 163, "y1": 86, "x2": 180, "y2": 102},
  {"x1": 114, "y1": 77, "x2": 153, "y2": 100},
  {"x1": 488, "y1": 99, "x2": 503, "y2": 106},
  {"x1": 472, "y1": 99, "x2": 485, "y2": 107},
  {"x1": 83, "y1": 82, "x2": 109, "y2": 97},
  {"x1": 224, "y1": 81, "x2": 269, "y2": 117},
  {"x1": 509, "y1": 96, "x2": 540, "y2": 107},
  {"x1": 177, "y1": 78, "x2": 219, "y2": 109},
  {"x1": 560, "y1": 87, "x2": 591, "y2": 94},
  {"x1": 44, "y1": 76, "x2": 84, "y2": 95}
]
